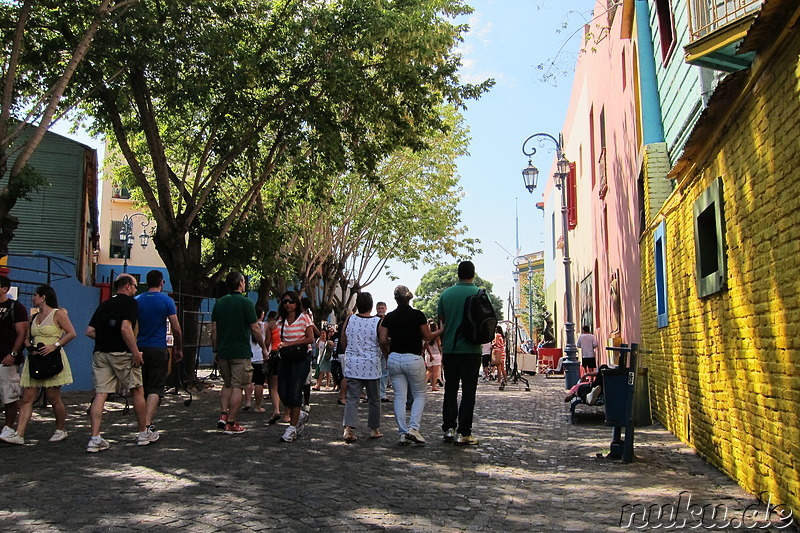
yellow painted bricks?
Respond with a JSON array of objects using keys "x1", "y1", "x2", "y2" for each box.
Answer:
[{"x1": 640, "y1": 21, "x2": 800, "y2": 517}]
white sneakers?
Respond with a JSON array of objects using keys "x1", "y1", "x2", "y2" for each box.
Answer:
[
  {"x1": 0, "y1": 427, "x2": 69, "y2": 446},
  {"x1": 297, "y1": 411, "x2": 309, "y2": 435},
  {"x1": 406, "y1": 428, "x2": 426, "y2": 445},
  {"x1": 86, "y1": 436, "x2": 110, "y2": 453},
  {"x1": 280, "y1": 426, "x2": 297, "y2": 443},
  {"x1": 0, "y1": 426, "x2": 23, "y2": 445},
  {"x1": 49, "y1": 429, "x2": 69, "y2": 442},
  {"x1": 136, "y1": 427, "x2": 160, "y2": 446},
  {"x1": 281, "y1": 411, "x2": 310, "y2": 443}
]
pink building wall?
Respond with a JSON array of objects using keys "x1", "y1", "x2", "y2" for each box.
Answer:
[{"x1": 545, "y1": 2, "x2": 642, "y2": 360}]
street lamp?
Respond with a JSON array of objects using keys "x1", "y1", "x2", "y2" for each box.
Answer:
[
  {"x1": 119, "y1": 212, "x2": 152, "y2": 273},
  {"x1": 521, "y1": 132, "x2": 580, "y2": 388}
]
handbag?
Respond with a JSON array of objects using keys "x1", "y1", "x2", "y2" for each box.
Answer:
[
  {"x1": 279, "y1": 344, "x2": 307, "y2": 362},
  {"x1": 28, "y1": 343, "x2": 63, "y2": 380}
]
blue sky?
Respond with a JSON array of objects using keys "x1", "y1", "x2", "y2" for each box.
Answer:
[
  {"x1": 51, "y1": 0, "x2": 596, "y2": 311},
  {"x1": 370, "y1": 0, "x2": 596, "y2": 312}
]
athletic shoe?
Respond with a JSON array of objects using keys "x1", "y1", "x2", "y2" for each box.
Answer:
[
  {"x1": 399, "y1": 433, "x2": 409, "y2": 446},
  {"x1": 49, "y1": 429, "x2": 69, "y2": 442},
  {"x1": 0, "y1": 426, "x2": 14, "y2": 440},
  {"x1": 217, "y1": 413, "x2": 228, "y2": 430},
  {"x1": 222, "y1": 422, "x2": 246, "y2": 435},
  {"x1": 297, "y1": 411, "x2": 309, "y2": 435},
  {"x1": 443, "y1": 428, "x2": 456, "y2": 443},
  {"x1": 454, "y1": 433, "x2": 480, "y2": 446},
  {"x1": 406, "y1": 428, "x2": 426, "y2": 445},
  {"x1": 136, "y1": 428, "x2": 160, "y2": 446},
  {"x1": 1, "y1": 429, "x2": 23, "y2": 445},
  {"x1": 301, "y1": 404, "x2": 311, "y2": 413},
  {"x1": 86, "y1": 436, "x2": 110, "y2": 453},
  {"x1": 280, "y1": 426, "x2": 297, "y2": 443}
]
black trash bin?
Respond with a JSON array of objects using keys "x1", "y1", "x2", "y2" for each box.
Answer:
[{"x1": 602, "y1": 367, "x2": 630, "y2": 427}]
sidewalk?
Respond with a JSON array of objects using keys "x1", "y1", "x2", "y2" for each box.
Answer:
[{"x1": 0, "y1": 374, "x2": 792, "y2": 532}]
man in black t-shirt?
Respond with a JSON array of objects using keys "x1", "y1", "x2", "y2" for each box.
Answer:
[
  {"x1": 85, "y1": 274, "x2": 151, "y2": 452},
  {"x1": 0, "y1": 275, "x2": 28, "y2": 444}
]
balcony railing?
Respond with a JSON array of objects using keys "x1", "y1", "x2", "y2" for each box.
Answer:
[{"x1": 688, "y1": 0, "x2": 763, "y2": 41}]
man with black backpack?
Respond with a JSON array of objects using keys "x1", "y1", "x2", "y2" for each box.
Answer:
[{"x1": 437, "y1": 261, "x2": 492, "y2": 446}]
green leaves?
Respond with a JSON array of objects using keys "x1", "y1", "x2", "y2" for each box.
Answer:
[
  {"x1": 66, "y1": 0, "x2": 491, "y2": 297},
  {"x1": 415, "y1": 263, "x2": 503, "y2": 320}
]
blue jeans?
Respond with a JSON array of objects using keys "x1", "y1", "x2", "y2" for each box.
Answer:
[
  {"x1": 379, "y1": 356, "x2": 389, "y2": 400},
  {"x1": 387, "y1": 352, "x2": 426, "y2": 435},
  {"x1": 441, "y1": 353, "x2": 482, "y2": 436}
]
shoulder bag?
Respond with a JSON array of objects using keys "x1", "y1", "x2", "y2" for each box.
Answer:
[{"x1": 28, "y1": 343, "x2": 63, "y2": 380}]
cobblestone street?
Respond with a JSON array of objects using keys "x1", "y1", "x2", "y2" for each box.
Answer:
[{"x1": 0, "y1": 374, "x2": 791, "y2": 532}]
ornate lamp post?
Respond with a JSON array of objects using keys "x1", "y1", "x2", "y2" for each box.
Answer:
[
  {"x1": 119, "y1": 212, "x2": 152, "y2": 273},
  {"x1": 521, "y1": 132, "x2": 580, "y2": 388}
]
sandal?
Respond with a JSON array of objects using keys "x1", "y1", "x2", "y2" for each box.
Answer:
[
  {"x1": 267, "y1": 414, "x2": 281, "y2": 425},
  {"x1": 343, "y1": 427, "x2": 357, "y2": 442}
]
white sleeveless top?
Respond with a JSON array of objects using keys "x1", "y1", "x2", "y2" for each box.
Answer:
[{"x1": 343, "y1": 315, "x2": 382, "y2": 380}]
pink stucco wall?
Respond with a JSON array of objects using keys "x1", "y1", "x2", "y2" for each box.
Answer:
[{"x1": 544, "y1": 1, "x2": 642, "y2": 359}]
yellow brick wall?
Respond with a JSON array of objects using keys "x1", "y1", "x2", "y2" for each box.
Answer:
[{"x1": 640, "y1": 29, "x2": 800, "y2": 514}]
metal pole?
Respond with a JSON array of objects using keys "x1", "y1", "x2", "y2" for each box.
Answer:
[
  {"x1": 520, "y1": 131, "x2": 578, "y2": 388},
  {"x1": 122, "y1": 231, "x2": 130, "y2": 273},
  {"x1": 560, "y1": 176, "x2": 580, "y2": 389}
]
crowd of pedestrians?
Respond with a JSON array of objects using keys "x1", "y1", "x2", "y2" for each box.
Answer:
[{"x1": 0, "y1": 260, "x2": 490, "y2": 451}]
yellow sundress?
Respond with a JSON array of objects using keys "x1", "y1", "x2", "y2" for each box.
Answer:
[{"x1": 20, "y1": 308, "x2": 73, "y2": 388}]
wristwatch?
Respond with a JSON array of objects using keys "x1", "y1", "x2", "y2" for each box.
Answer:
[
  {"x1": 55, "y1": 341, "x2": 61, "y2": 348},
  {"x1": 10, "y1": 351, "x2": 16, "y2": 357}
]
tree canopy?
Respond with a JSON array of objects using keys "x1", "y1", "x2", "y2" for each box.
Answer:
[
  {"x1": 0, "y1": 0, "x2": 140, "y2": 256},
  {"x1": 73, "y1": 0, "x2": 492, "y2": 300},
  {"x1": 254, "y1": 106, "x2": 479, "y2": 321},
  {"x1": 414, "y1": 263, "x2": 503, "y2": 320}
]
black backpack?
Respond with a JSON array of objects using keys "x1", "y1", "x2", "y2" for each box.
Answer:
[{"x1": 457, "y1": 289, "x2": 498, "y2": 346}]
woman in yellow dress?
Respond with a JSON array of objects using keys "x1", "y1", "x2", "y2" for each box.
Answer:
[{"x1": 7, "y1": 285, "x2": 76, "y2": 445}]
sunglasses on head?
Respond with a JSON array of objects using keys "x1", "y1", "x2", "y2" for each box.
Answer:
[{"x1": 282, "y1": 299, "x2": 296, "y2": 304}]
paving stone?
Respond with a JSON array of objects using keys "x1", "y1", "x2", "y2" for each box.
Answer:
[{"x1": 0, "y1": 375, "x2": 791, "y2": 531}]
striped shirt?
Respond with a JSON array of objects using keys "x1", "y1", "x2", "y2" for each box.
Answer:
[{"x1": 279, "y1": 313, "x2": 312, "y2": 347}]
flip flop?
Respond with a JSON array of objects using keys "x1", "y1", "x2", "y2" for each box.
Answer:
[{"x1": 267, "y1": 414, "x2": 281, "y2": 425}]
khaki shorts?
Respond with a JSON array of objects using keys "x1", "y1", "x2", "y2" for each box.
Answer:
[
  {"x1": 93, "y1": 351, "x2": 143, "y2": 394},
  {"x1": 0, "y1": 365, "x2": 21, "y2": 405},
  {"x1": 219, "y1": 358, "x2": 253, "y2": 389}
]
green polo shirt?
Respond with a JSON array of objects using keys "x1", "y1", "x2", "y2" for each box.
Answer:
[
  {"x1": 437, "y1": 281, "x2": 481, "y2": 354},
  {"x1": 211, "y1": 292, "x2": 257, "y2": 359}
]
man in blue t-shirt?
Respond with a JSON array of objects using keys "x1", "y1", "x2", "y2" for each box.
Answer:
[
  {"x1": 136, "y1": 270, "x2": 183, "y2": 443},
  {"x1": 437, "y1": 261, "x2": 482, "y2": 446}
]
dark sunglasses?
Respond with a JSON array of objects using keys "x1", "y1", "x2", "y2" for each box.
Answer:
[{"x1": 282, "y1": 299, "x2": 296, "y2": 304}]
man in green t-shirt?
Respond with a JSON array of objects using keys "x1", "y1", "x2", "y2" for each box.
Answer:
[
  {"x1": 437, "y1": 261, "x2": 482, "y2": 446},
  {"x1": 211, "y1": 271, "x2": 267, "y2": 435}
]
